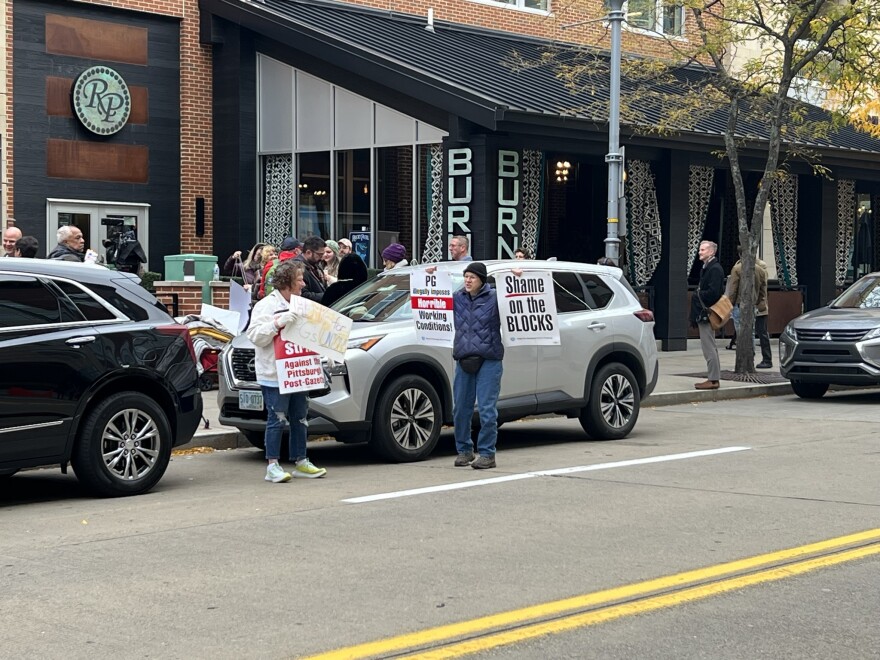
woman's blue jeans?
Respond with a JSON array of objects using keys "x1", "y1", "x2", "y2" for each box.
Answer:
[
  {"x1": 452, "y1": 359, "x2": 503, "y2": 457},
  {"x1": 260, "y1": 386, "x2": 309, "y2": 462}
]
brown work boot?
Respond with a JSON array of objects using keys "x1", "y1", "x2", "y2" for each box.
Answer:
[{"x1": 694, "y1": 380, "x2": 720, "y2": 390}]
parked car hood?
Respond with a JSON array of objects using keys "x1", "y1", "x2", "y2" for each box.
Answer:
[{"x1": 793, "y1": 306, "x2": 880, "y2": 328}]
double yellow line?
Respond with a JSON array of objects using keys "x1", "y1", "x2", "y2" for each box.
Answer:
[{"x1": 304, "y1": 528, "x2": 880, "y2": 660}]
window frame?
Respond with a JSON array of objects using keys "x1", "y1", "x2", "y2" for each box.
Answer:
[
  {"x1": 622, "y1": 0, "x2": 685, "y2": 38},
  {"x1": 466, "y1": 0, "x2": 551, "y2": 16}
]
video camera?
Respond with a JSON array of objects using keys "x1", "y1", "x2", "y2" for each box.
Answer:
[{"x1": 102, "y1": 217, "x2": 146, "y2": 273}]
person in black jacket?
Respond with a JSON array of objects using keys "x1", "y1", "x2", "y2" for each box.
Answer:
[
  {"x1": 292, "y1": 236, "x2": 327, "y2": 303},
  {"x1": 322, "y1": 253, "x2": 368, "y2": 308},
  {"x1": 690, "y1": 240, "x2": 724, "y2": 390}
]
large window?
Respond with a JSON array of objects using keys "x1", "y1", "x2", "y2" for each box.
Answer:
[
  {"x1": 627, "y1": 0, "x2": 684, "y2": 37},
  {"x1": 298, "y1": 152, "x2": 331, "y2": 240},
  {"x1": 336, "y1": 149, "x2": 371, "y2": 242}
]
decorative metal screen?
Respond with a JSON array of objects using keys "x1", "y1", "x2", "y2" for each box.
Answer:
[
  {"x1": 262, "y1": 154, "x2": 293, "y2": 247},
  {"x1": 769, "y1": 172, "x2": 799, "y2": 288},
  {"x1": 836, "y1": 179, "x2": 856, "y2": 287},
  {"x1": 688, "y1": 166, "x2": 714, "y2": 272},
  {"x1": 625, "y1": 159, "x2": 662, "y2": 287},
  {"x1": 421, "y1": 144, "x2": 446, "y2": 263},
  {"x1": 520, "y1": 149, "x2": 543, "y2": 257}
]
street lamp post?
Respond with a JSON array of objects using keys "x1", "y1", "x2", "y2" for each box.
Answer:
[{"x1": 605, "y1": 0, "x2": 625, "y2": 262}]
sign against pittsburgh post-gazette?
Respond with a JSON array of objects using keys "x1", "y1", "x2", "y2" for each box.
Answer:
[
  {"x1": 496, "y1": 270, "x2": 559, "y2": 346},
  {"x1": 411, "y1": 269, "x2": 455, "y2": 347},
  {"x1": 72, "y1": 66, "x2": 132, "y2": 136}
]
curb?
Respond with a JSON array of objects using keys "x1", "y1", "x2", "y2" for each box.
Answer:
[{"x1": 645, "y1": 382, "x2": 793, "y2": 407}]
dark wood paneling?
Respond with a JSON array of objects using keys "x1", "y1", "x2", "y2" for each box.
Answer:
[
  {"x1": 45, "y1": 14, "x2": 148, "y2": 65},
  {"x1": 47, "y1": 139, "x2": 148, "y2": 183},
  {"x1": 46, "y1": 76, "x2": 148, "y2": 123}
]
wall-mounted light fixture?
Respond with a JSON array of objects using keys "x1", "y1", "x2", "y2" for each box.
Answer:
[{"x1": 555, "y1": 160, "x2": 571, "y2": 183}]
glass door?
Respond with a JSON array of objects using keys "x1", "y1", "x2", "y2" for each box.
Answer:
[{"x1": 47, "y1": 200, "x2": 149, "y2": 268}]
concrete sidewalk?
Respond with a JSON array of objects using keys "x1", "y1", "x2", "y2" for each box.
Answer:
[{"x1": 180, "y1": 339, "x2": 790, "y2": 451}]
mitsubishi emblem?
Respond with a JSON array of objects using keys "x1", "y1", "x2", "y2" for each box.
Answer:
[{"x1": 822, "y1": 332, "x2": 832, "y2": 341}]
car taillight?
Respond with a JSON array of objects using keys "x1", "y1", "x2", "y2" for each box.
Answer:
[
  {"x1": 156, "y1": 323, "x2": 197, "y2": 364},
  {"x1": 633, "y1": 309, "x2": 654, "y2": 322}
]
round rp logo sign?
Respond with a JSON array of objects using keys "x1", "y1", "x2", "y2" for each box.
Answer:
[{"x1": 72, "y1": 66, "x2": 131, "y2": 136}]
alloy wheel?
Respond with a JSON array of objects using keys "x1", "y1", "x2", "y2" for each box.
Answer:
[
  {"x1": 101, "y1": 408, "x2": 161, "y2": 481},
  {"x1": 599, "y1": 373, "x2": 636, "y2": 429},
  {"x1": 389, "y1": 387, "x2": 436, "y2": 450}
]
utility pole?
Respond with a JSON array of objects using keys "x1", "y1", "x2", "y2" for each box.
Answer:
[{"x1": 605, "y1": 0, "x2": 625, "y2": 262}]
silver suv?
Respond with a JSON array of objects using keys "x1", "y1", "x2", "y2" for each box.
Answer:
[
  {"x1": 217, "y1": 260, "x2": 658, "y2": 462},
  {"x1": 781, "y1": 272, "x2": 880, "y2": 399}
]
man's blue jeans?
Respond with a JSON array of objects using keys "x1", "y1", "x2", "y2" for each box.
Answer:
[
  {"x1": 260, "y1": 386, "x2": 309, "y2": 462},
  {"x1": 452, "y1": 359, "x2": 503, "y2": 457}
]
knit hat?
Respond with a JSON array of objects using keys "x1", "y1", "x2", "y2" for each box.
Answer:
[
  {"x1": 280, "y1": 237, "x2": 303, "y2": 252},
  {"x1": 325, "y1": 239, "x2": 340, "y2": 256},
  {"x1": 463, "y1": 261, "x2": 487, "y2": 283},
  {"x1": 381, "y1": 242, "x2": 407, "y2": 263}
]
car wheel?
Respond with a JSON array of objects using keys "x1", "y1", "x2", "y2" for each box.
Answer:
[
  {"x1": 790, "y1": 380, "x2": 829, "y2": 399},
  {"x1": 370, "y1": 375, "x2": 442, "y2": 462},
  {"x1": 579, "y1": 363, "x2": 639, "y2": 440},
  {"x1": 71, "y1": 392, "x2": 172, "y2": 497}
]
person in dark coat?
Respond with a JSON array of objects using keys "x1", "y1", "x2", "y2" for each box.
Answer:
[
  {"x1": 451, "y1": 262, "x2": 504, "y2": 469},
  {"x1": 47, "y1": 226, "x2": 85, "y2": 262},
  {"x1": 292, "y1": 236, "x2": 327, "y2": 303},
  {"x1": 322, "y1": 253, "x2": 368, "y2": 308},
  {"x1": 690, "y1": 240, "x2": 725, "y2": 390}
]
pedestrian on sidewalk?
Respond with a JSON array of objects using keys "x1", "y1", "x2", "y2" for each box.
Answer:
[
  {"x1": 690, "y1": 240, "x2": 724, "y2": 390},
  {"x1": 451, "y1": 262, "x2": 503, "y2": 469},
  {"x1": 727, "y1": 248, "x2": 773, "y2": 368},
  {"x1": 246, "y1": 260, "x2": 327, "y2": 483}
]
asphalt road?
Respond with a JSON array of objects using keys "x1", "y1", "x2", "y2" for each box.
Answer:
[{"x1": 2, "y1": 390, "x2": 879, "y2": 659}]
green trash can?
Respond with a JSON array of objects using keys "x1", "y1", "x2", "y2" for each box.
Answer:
[{"x1": 164, "y1": 254, "x2": 218, "y2": 303}]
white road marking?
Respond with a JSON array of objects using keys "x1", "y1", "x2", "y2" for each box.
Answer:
[{"x1": 342, "y1": 446, "x2": 751, "y2": 504}]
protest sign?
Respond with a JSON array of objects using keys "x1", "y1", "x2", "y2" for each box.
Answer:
[
  {"x1": 273, "y1": 336, "x2": 325, "y2": 394},
  {"x1": 496, "y1": 270, "x2": 560, "y2": 346},
  {"x1": 279, "y1": 295, "x2": 352, "y2": 363},
  {"x1": 411, "y1": 269, "x2": 455, "y2": 346}
]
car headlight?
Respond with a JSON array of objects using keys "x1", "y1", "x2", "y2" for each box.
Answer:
[
  {"x1": 783, "y1": 323, "x2": 797, "y2": 340},
  {"x1": 347, "y1": 335, "x2": 386, "y2": 351},
  {"x1": 862, "y1": 327, "x2": 880, "y2": 341}
]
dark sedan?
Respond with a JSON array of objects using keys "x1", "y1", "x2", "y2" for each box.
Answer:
[
  {"x1": 780, "y1": 273, "x2": 880, "y2": 399},
  {"x1": 0, "y1": 259, "x2": 203, "y2": 496}
]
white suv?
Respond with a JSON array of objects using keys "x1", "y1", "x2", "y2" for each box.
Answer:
[{"x1": 218, "y1": 260, "x2": 658, "y2": 462}]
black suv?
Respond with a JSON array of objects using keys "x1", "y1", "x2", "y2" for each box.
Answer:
[{"x1": 0, "y1": 259, "x2": 203, "y2": 496}]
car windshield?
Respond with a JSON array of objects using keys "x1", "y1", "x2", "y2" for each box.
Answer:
[
  {"x1": 832, "y1": 276, "x2": 880, "y2": 309},
  {"x1": 330, "y1": 271, "x2": 465, "y2": 322}
]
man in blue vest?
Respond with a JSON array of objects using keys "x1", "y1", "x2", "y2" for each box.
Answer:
[{"x1": 452, "y1": 262, "x2": 503, "y2": 469}]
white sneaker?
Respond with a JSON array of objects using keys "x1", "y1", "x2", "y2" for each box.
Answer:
[
  {"x1": 292, "y1": 459, "x2": 327, "y2": 479},
  {"x1": 265, "y1": 463, "x2": 292, "y2": 483}
]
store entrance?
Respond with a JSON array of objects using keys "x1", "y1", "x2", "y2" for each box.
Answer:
[
  {"x1": 46, "y1": 200, "x2": 149, "y2": 267},
  {"x1": 540, "y1": 158, "x2": 605, "y2": 263}
]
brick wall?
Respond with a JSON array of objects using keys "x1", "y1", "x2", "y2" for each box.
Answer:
[
  {"x1": 342, "y1": 0, "x2": 713, "y2": 61},
  {"x1": 209, "y1": 281, "x2": 230, "y2": 309},
  {"x1": 154, "y1": 280, "x2": 204, "y2": 318},
  {"x1": 4, "y1": 0, "x2": 212, "y2": 251}
]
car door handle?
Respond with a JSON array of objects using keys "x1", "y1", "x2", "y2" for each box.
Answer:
[
  {"x1": 66, "y1": 336, "x2": 96, "y2": 347},
  {"x1": 588, "y1": 322, "x2": 607, "y2": 331}
]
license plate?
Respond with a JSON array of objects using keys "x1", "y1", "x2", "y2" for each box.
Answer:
[{"x1": 239, "y1": 390, "x2": 264, "y2": 411}]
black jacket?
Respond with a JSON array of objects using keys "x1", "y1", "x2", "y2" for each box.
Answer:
[
  {"x1": 293, "y1": 254, "x2": 326, "y2": 303},
  {"x1": 690, "y1": 257, "x2": 724, "y2": 325},
  {"x1": 47, "y1": 243, "x2": 85, "y2": 262},
  {"x1": 322, "y1": 254, "x2": 368, "y2": 308}
]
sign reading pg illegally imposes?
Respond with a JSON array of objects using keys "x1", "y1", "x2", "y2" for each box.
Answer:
[
  {"x1": 496, "y1": 270, "x2": 559, "y2": 346},
  {"x1": 411, "y1": 268, "x2": 455, "y2": 346}
]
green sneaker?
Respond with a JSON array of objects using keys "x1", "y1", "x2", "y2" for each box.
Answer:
[
  {"x1": 265, "y1": 463, "x2": 292, "y2": 483},
  {"x1": 293, "y1": 459, "x2": 327, "y2": 479}
]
